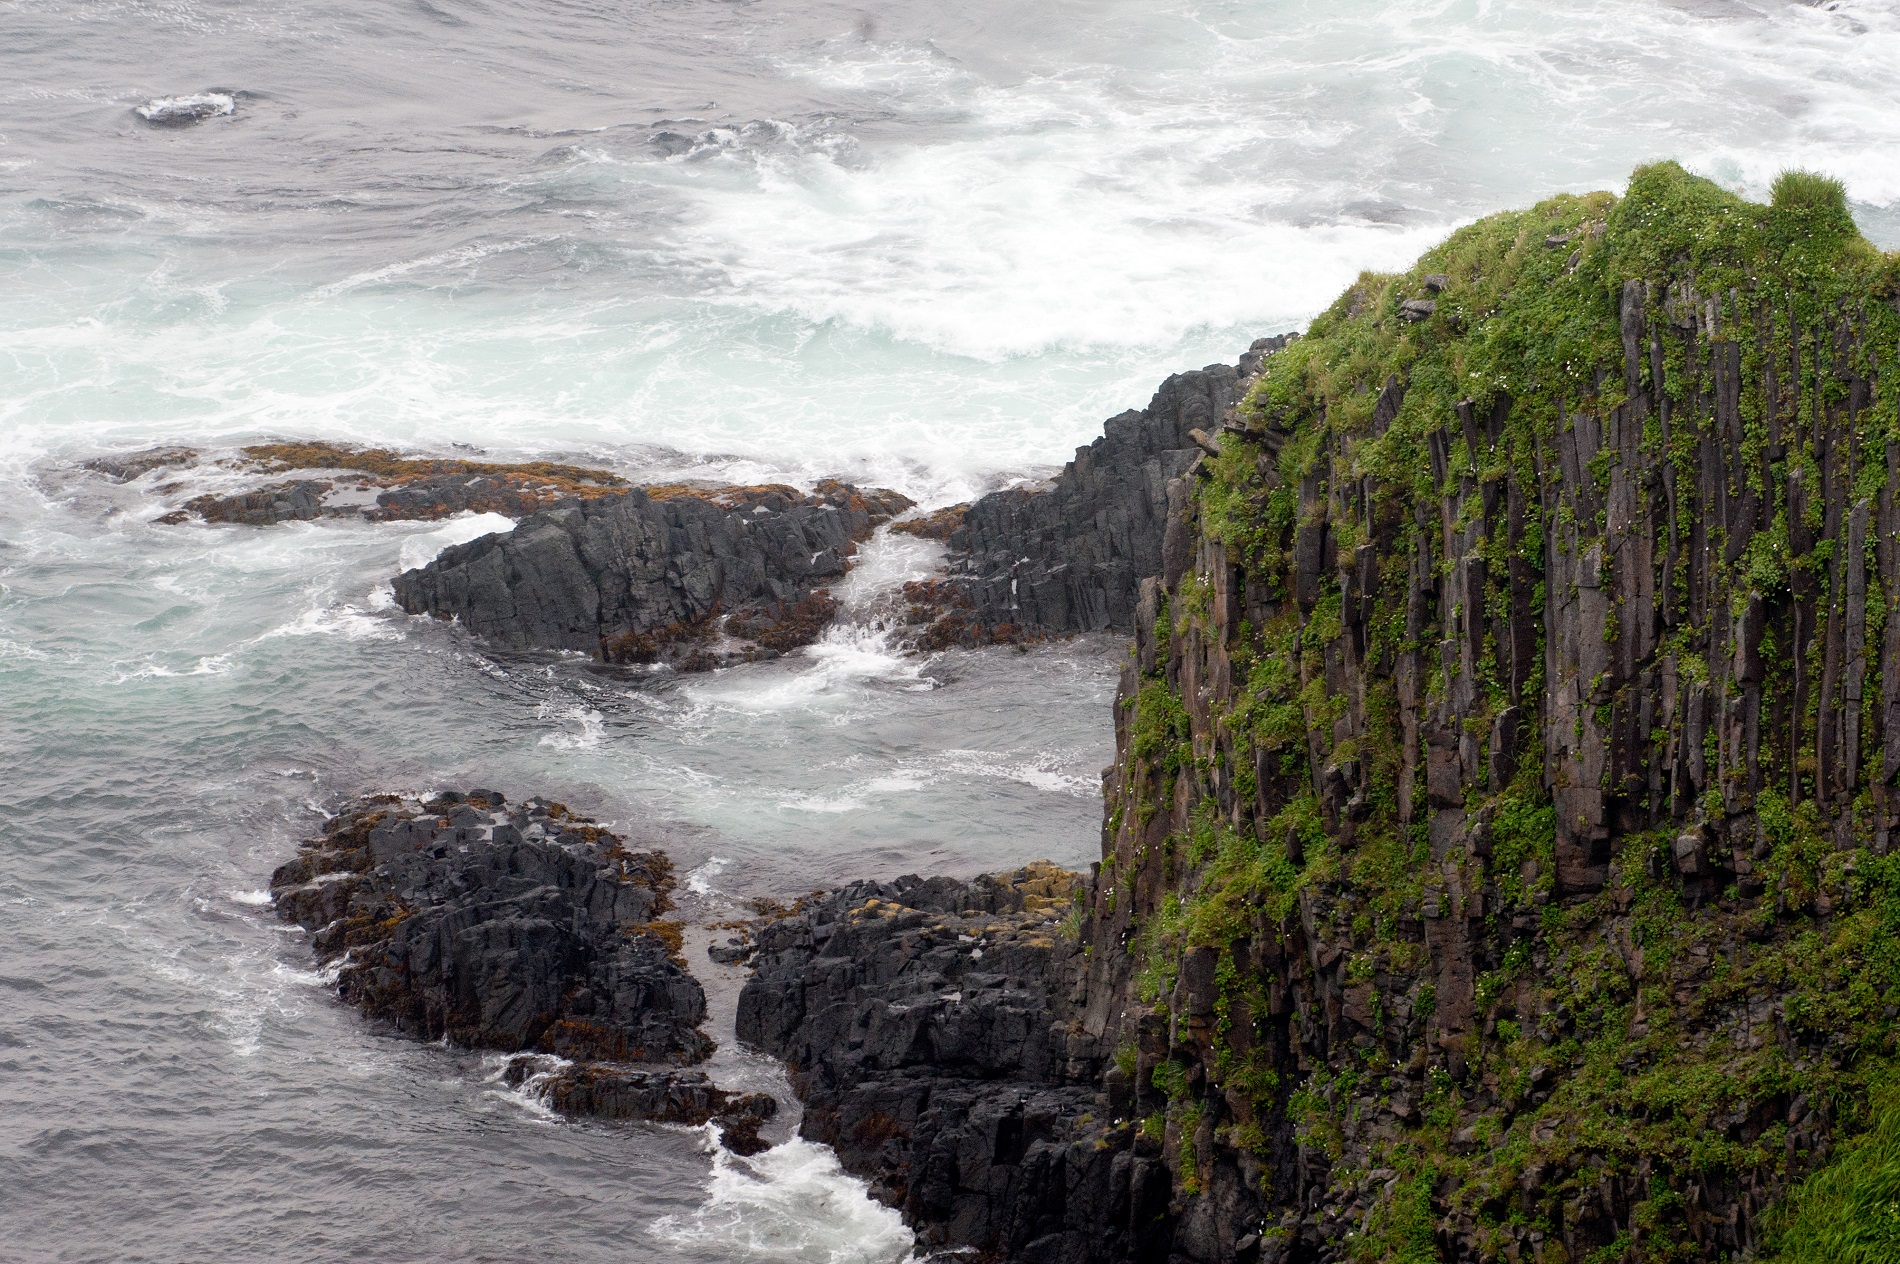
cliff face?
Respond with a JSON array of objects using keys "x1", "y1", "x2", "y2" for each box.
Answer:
[
  {"x1": 946, "y1": 337, "x2": 1291, "y2": 636},
  {"x1": 1088, "y1": 162, "x2": 1900, "y2": 1262},
  {"x1": 742, "y1": 165, "x2": 1900, "y2": 1264}
]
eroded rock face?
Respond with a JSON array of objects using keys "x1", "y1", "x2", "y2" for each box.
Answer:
[
  {"x1": 929, "y1": 336, "x2": 1294, "y2": 641},
  {"x1": 271, "y1": 791, "x2": 710, "y2": 1064},
  {"x1": 392, "y1": 480, "x2": 911, "y2": 667}
]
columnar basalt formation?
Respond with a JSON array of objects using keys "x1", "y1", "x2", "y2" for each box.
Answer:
[
  {"x1": 392, "y1": 480, "x2": 912, "y2": 666},
  {"x1": 742, "y1": 166, "x2": 1900, "y2": 1263},
  {"x1": 934, "y1": 337, "x2": 1294, "y2": 640}
]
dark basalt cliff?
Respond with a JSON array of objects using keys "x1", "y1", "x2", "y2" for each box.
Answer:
[
  {"x1": 740, "y1": 165, "x2": 1900, "y2": 1263},
  {"x1": 392, "y1": 480, "x2": 911, "y2": 667},
  {"x1": 920, "y1": 336, "x2": 1294, "y2": 644}
]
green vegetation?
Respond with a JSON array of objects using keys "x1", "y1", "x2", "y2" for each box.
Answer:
[
  {"x1": 1097, "y1": 164, "x2": 1900, "y2": 1259},
  {"x1": 1772, "y1": 1075, "x2": 1900, "y2": 1262}
]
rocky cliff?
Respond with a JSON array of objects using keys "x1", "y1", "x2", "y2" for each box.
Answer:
[
  {"x1": 928, "y1": 336, "x2": 1293, "y2": 641},
  {"x1": 741, "y1": 165, "x2": 1900, "y2": 1263}
]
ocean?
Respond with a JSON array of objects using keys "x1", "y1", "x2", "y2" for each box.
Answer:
[{"x1": 4, "y1": 0, "x2": 1899, "y2": 1258}]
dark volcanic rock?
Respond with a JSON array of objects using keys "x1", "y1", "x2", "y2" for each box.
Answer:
[
  {"x1": 501, "y1": 1056, "x2": 780, "y2": 1154},
  {"x1": 184, "y1": 479, "x2": 327, "y2": 526},
  {"x1": 83, "y1": 446, "x2": 198, "y2": 482},
  {"x1": 737, "y1": 864, "x2": 1167, "y2": 1263},
  {"x1": 939, "y1": 335, "x2": 1294, "y2": 638},
  {"x1": 393, "y1": 480, "x2": 912, "y2": 666},
  {"x1": 271, "y1": 792, "x2": 710, "y2": 1064}
]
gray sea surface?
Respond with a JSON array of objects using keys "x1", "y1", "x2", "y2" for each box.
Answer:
[{"x1": 5, "y1": 0, "x2": 1900, "y2": 1258}]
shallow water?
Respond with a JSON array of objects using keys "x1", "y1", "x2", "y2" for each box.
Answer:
[{"x1": 5, "y1": 0, "x2": 1900, "y2": 1258}]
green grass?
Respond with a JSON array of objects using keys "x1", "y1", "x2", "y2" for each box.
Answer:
[{"x1": 1772, "y1": 1078, "x2": 1900, "y2": 1262}]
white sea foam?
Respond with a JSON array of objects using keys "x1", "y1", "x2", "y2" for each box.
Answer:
[
  {"x1": 934, "y1": 749, "x2": 1097, "y2": 798},
  {"x1": 135, "y1": 92, "x2": 235, "y2": 125},
  {"x1": 395, "y1": 511, "x2": 516, "y2": 576},
  {"x1": 538, "y1": 703, "x2": 606, "y2": 750},
  {"x1": 255, "y1": 603, "x2": 402, "y2": 643},
  {"x1": 684, "y1": 856, "x2": 731, "y2": 895},
  {"x1": 777, "y1": 772, "x2": 927, "y2": 815},
  {"x1": 652, "y1": 1133, "x2": 911, "y2": 1263}
]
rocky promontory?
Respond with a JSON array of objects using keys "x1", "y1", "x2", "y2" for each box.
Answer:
[
  {"x1": 928, "y1": 335, "x2": 1294, "y2": 643},
  {"x1": 271, "y1": 790, "x2": 773, "y2": 1148},
  {"x1": 736, "y1": 166, "x2": 1900, "y2": 1262}
]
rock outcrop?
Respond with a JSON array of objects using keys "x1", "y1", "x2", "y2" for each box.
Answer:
[
  {"x1": 736, "y1": 865, "x2": 1138, "y2": 1260},
  {"x1": 499, "y1": 1056, "x2": 780, "y2": 1155},
  {"x1": 151, "y1": 441, "x2": 631, "y2": 525},
  {"x1": 741, "y1": 166, "x2": 1900, "y2": 1262},
  {"x1": 82, "y1": 445, "x2": 197, "y2": 482},
  {"x1": 393, "y1": 480, "x2": 911, "y2": 667},
  {"x1": 923, "y1": 336, "x2": 1293, "y2": 642},
  {"x1": 272, "y1": 790, "x2": 710, "y2": 1064},
  {"x1": 273, "y1": 790, "x2": 785, "y2": 1152}
]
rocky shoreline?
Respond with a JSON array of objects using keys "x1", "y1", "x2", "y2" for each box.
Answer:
[
  {"x1": 264, "y1": 165, "x2": 1899, "y2": 1263},
  {"x1": 270, "y1": 791, "x2": 774, "y2": 1152},
  {"x1": 392, "y1": 478, "x2": 913, "y2": 669}
]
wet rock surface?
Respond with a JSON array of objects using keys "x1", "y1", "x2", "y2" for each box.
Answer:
[
  {"x1": 931, "y1": 335, "x2": 1294, "y2": 641},
  {"x1": 146, "y1": 441, "x2": 632, "y2": 525},
  {"x1": 271, "y1": 791, "x2": 798, "y2": 1153},
  {"x1": 83, "y1": 440, "x2": 917, "y2": 667},
  {"x1": 81, "y1": 445, "x2": 198, "y2": 482},
  {"x1": 393, "y1": 479, "x2": 912, "y2": 668},
  {"x1": 737, "y1": 864, "x2": 1177, "y2": 1264},
  {"x1": 272, "y1": 790, "x2": 711, "y2": 1064},
  {"x1": 501, "y1": 1056, "x2": 780, "y2": 1155}
]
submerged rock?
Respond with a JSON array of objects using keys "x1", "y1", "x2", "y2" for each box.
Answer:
[
  {"x1": 272, "y1": 791, "x2": 710, "y2": 1064},
  {"x1": 393, "y1": 479, "x2": 912, "y2": 668},
  {"x1": 174, "y1": 479, "x2": 327, "y2": 526},
  {"x1": 82, "y1": 446, "x2": 198, "y2": 482},
  {"x1": 135, "y1": 92, "x2": 235, "y2": 126},
  {"x1": 502, "y1": 1056, "x2": 779, "y2": 1155}
]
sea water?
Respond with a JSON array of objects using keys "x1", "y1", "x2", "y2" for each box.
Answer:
[{"x1": 4, "y1": 0, "x2": 1899, "y2": 1258}]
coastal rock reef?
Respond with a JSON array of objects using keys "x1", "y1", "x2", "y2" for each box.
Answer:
[
  {"x1": 272, "y1": 790, "x2": 774, "y2": 1150},
  {"x1": 393, "y1": 479, "x2": 912, "y2": 667},
  {"x1": 739, "y1": 165, "x2": 1900, "y2": 1262}
]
